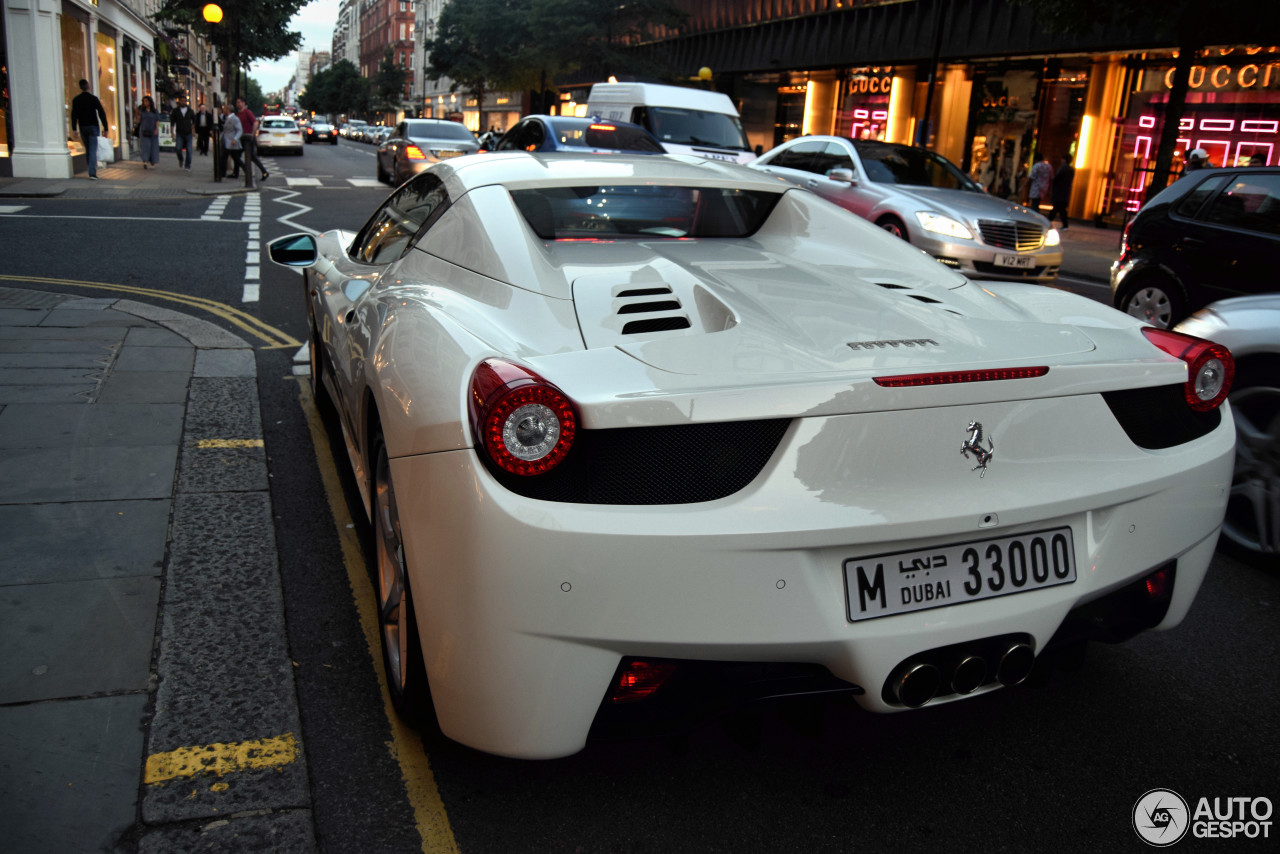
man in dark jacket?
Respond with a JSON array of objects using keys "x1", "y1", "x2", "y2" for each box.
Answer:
[
  {"x1": 1049, "y1": 154, "x2": 1075, "y2": 230},
  {"x1": 195, "y1": 104, "x2": 215, "y2": 156},
  {"x1": 69, "y1": 78, "x2": 109, "y2": 180},
  {"x1": 170, "y1": 95, "x2": 196, "y2": 170}
]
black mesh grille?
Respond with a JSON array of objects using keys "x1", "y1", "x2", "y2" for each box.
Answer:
[
  {"x1": 1103, "y1": 384, "x2": 1221, "y2": 449},
  {"x1": 977, "y1": 220, "x2": 1045, "y2": 251},
  {"x1": 482, "y1": 419, "x2": 791, "y2": 504}
]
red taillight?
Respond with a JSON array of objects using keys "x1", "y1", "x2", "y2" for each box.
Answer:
[
  {"x1": 405, "y1": 144, "x2": 427, "y2": 160},
  {"x1": 609, "y1": 660, "x2": 677, "y2": 703},
  {"x1": 1145, "y1": 565, "x2": 1173, "y2": 601},
  {"x1": 1141, "y1": 327, "x2": 1234, "y2": 412},
  {"x1": 873, "y1": 366, "x2": 1049, "y2": 388},
  {"x1": 588, "y1": 123, "x2": 617, "y2": 132},
  {"x1": 469, "y1": 359, "x2": 577, "y2": 476}
]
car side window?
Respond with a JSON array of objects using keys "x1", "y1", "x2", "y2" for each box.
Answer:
[
  {"x1": 498, "y1": 121, "x2": 532, "y2": 151},
  {"x1": 1199, "y1": 174, "x2": 1280, "y2": 236},
  {"x1": 1174, "y1": 175, "x2": 1230, "y2": 218},
  {"x1": 350, "y1": 173, "x2": 451, "y2": 266},
  {"x1": 766, "y1": 141, "x2": 826, "y2": 173},
  {"x1": 817, "y1": 142, "x2": 855, "y2": 175}
]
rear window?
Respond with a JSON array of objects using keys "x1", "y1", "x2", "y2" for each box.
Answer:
[
  {"x1": 510, "y1": 185, "x2": 781, "y2": 239},
  {"x1": 557, "y1": 122, "x2": 663, "y2": 153},
  {"x1": 261, "y1": 119, "x2": 297, "y2": 130},
  {"x1": 406, "y1": 121, "x2": 475, "y2": 141}
]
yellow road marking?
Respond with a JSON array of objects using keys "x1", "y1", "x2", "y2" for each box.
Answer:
[
  {"x1": 0, "y1": 274, "x2": 301, "y2": 349},
  {"x1": 197, "y1": 438, "x2": 265, "y2": 449},
  {"x1": 297, "y1": 378, "x2": 460, "y2": 854},
  {"x1": 144, "y1": 733, "x2": 299, "y2": 784}
]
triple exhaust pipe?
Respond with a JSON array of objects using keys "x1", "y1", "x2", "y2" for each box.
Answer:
[{"x1": 889, "y1": 642, "x2": 1035, "y2": 708}]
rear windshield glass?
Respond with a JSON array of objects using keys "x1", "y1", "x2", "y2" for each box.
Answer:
[
  {"x1": 405, "y1": 121, "x2": 475, "y2": 141},
  {"x1": 261, "y1": 119, "x2": 297, "y2": 129},
  {"x1": 559, "y1": 123, "x2": 663, "y2": 153},
  {"x1": 510, "y1": 185, "x2": 781, "y2": 239}
]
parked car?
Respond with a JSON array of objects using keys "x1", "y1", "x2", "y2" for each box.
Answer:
[
  {"x1": 1111, "y1": 167, "x2": 1280, "y2": 329},
  {"x1": 751, "y1": 137, "x2": 1062, "y2": 282},
  {"x1": 376, "y1": 118, "x2": 479, "y2": 185},
  {"x1": 306, "y1": 121, "x2": 338, "y2": 145},
  {"x1": 256, "y1": 116, "x2": 304, "y2": 156},
  {"x1": 268, "y1": 152, "x2": 1234, "y2": 759},
  {"x1": 1175, "y1": 294, "x2": 1280, "y2": 566},
  {"x1": 494, "y1": 115, "x2": 664, "y2": 155}
]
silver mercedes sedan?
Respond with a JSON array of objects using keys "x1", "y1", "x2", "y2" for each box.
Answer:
[{"x1": 751, "y1": 137, "x2": 1063, "y2": 282}]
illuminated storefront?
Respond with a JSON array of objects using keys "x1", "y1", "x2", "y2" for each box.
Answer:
[{"x1": 1108, "y1": 49, "x2": 1280, "y2": 216}]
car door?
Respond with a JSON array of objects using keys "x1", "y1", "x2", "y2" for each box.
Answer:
[
  {"x1": 1182, "y1": 172, "x2": 1280, "y2": 303},
  {"x1": 316, "y1": 175, "x2": 452, "y2": 426}
]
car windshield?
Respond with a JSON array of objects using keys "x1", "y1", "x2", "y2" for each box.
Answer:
[
  {"x1": 406, "y1": 121, "x2": 475, "y2": 141},
  {"x1": 646, "y1": 107, "x2": 750, "y2": 151},
  {"x1": 853, "y1": 142, "x2": 981, "y2": 191},
  {"x1": 510, "y1": 185, "x2": 780, "y2": 239},
  {"x1": 554, "y1": 122, "x2": 663, "y2": 153}
]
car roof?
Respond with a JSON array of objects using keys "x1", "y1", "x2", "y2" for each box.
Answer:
[{"x1": 429, "y1": 152, "x2": 785, "y2": 195}]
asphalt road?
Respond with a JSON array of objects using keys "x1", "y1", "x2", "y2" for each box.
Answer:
[{"x1": 2, "y1": 142, "x2": 1276, "y2": 853}]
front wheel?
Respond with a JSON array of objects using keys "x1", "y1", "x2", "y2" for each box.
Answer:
[
  {"x1": 372, "y1": 431, "x2": 431, "y2": 719},
  {"x1": 876, "y1": 216, "x2": 909, "y2": 242}
]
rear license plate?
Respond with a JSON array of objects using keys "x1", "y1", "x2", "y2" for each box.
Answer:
[
  {"x1": 844, "y1": 527, "x2": 1076, "y2": 622},
  {"x1": 437, "y1": 150, "x2": 464, "y2": 158},
  {"x1": 994, "y1": 253, "x2": 1036, "y2": 268}
]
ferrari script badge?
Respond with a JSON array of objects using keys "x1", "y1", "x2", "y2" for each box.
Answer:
[{"x1": 961, "y1": 421, "x2": 994, "y2": 477}]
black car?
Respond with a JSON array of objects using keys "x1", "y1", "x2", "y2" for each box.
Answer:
[
  {"x1": 494, "y1": 115, "x2": 664, "y2": 155},
  {"x1": 306, "y1": 122, "x2": 338, "y2": 145},
  {"x1": 1111, "y1": 167, "x2": 1280, "y2": 328}
]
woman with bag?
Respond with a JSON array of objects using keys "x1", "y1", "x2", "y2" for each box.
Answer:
[
  {"x1": 136, "y1": 97, "x2": 160, "y2": 169},
  {"x1": 220, "y1": 104, "x2": 244, "y2": 178}
]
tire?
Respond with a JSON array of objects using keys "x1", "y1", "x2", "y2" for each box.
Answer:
[
  {"x1": 1116, "y1": 274, "x2": 1184, "y2": 329},
  {"x1": 331, "y1": 138, "x2": 338, "y2": 146},
  {"x1": 876, "y1": 216, "x2": 909, "y2": 242},
  {"x1": 372, "y1": 430, "x2": 432, "y2": 721},
  {"x1": 376, "y1": 156, "x2": 390, "y2": 185},
  {"x1": 1220, "y1": 360, "x2": 1280, "y2": 567}
]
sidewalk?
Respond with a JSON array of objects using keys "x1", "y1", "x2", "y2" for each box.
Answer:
[
  {"x1": 0, "y1": 306, "x2": 312, "y2": 845},
  {"x1": 0, "y1": 153, "x2": 261, "y2": 199}
]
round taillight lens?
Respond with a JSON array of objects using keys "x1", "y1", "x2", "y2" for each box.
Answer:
[
  {"x1": 1141, "y1": 327, "x2": 1234, "y2": 412},
  {"x1": 469, "y1": 360, "x2": 577, "y2": 476}
]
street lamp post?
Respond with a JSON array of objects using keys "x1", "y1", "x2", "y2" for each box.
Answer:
[{"x1": 202, "y1": 4, "x2": 251, "y2": 188}]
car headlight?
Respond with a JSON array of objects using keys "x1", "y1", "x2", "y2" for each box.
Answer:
[
  {"x1": 1045, "y1": 228, "x2": 1061, "y2": 247},
  {"x1": 915, "y1": 211, "x2": 974, "y2": 240}
]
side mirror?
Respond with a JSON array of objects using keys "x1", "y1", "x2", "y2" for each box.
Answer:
[
  {"x1": 827, "y1": 168, "x2": 856, "y2": 184},
  {"x1": 268, "y1": 233, "x2": 318, "y2": 267}
]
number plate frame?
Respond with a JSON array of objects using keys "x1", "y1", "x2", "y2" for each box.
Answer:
[
  {"x1": 843, "y1": 527, "x2": 1076, "y2": 622},
  {"x1": 993, "y1": 253, "x2": 1036, "y2": 268}
]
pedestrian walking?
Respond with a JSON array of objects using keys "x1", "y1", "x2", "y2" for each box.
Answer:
[
  {"x1": 1049, "y1": 154, "x2": 1075, "y2": 229},
  {"x1": 195, "y1": 104, "x2": 215, "y2": 156},
  {"x1": 69, "y1": 78, "x2": 108, "y2": 180},
  {"x1": 235, "y1": 97, "x2": 269, "y2": 182},
  {"x1": 170, "y1": 95, "x2": 196, "y2": 170},
  {"x1": 1027, "y1": 153, "x2": 1053, "y2": 211},
  {"x1": 220, "y1": 104, "x2": 244, "y2": 178},
  {"x1": 135, "y1": 96, "x2": 160, "y2": 169}
]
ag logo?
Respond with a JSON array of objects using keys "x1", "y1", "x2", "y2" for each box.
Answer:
[{"x1": 1133, "y1": 788, "x2": 1191, "y2": 846}]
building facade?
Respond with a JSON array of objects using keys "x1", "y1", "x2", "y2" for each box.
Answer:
[
  {"x1": 2, "y1": 0, "x2": 168, "y2": 177},
  {"x1": 564, "y1": 0, "x2": 1278, "y2": 225}
]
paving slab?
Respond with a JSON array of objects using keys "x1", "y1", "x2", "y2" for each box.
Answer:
[
  {"x1": 0, "y1": 444, "x2": 178, "y2": 503},
  {"x1": 0, "y1": 499, "x2": 169, "y2": 585},
  {"x1": 115, "y1": 345, "x2": 195, "y2": 373},
  {"x1": 96, "y1": 370, "x2": 191, "y2": 404},
  {"x1": 0, "y1": 575, "x2": 160, "y2": 702},
  {"x1": 0, "y1": 403, "x2": 184, "y2": 447},
  {"x1": 0, "y1": 695, "x2": 149, "y2": 854}
]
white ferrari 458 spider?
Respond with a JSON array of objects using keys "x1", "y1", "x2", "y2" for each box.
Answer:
[{"x1": 270, "y1": 152, "x2": 1235, "y2": 759}]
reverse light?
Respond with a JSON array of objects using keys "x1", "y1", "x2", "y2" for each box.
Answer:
[
  {"x1": 609, "y1": 660, "x2": 678, "y2": 703},
  {"x1": 915, "y1": 211, "x2": 974, "y2": 240},
  {"x1": 405, "y1": 144, "x2": 427, "y2": 160},
  {"x1": 1141, "y1": 328, "x2": 1234, "y2": 412},
  {"x1": 469, "y1": 359, "x2": 577, "y2": 476},
  {"x1": 874, "y1": 366, "x2": 1049, "y2": 387}
]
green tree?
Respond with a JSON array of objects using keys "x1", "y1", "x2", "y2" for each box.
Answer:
[
  {"x1": 426, "y1": 0, "x2": 685, "y2": 116},
  {"x1": 244, "y1": 77, "x2": 266, "y2": 113},
  {"x1": 374, "y1": 52, "x2": 410, "y2": 113},
  {"x1": 1010, "y1": 0, "x2": 1263, "y2": 199},
  {"x1": 151, "y1": 0, "x2": 308, "y2": 101}
]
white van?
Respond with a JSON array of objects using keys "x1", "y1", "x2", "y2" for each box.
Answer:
[{"x1": 587, "y1": 82, "x2": 756, "y2": 164}]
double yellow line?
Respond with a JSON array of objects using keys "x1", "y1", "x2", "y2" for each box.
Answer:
[{"x1": 0, "y1": 274, "x2": 300, "y2": 349}]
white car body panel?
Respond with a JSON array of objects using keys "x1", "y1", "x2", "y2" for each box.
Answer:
[{"x1": 280, "y1": 152, "x2": 1235, "y2": 758}]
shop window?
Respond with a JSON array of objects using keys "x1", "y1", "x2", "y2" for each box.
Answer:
[{"x1": 61, "y1": 14, "x2": 89, "y2": 155}]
